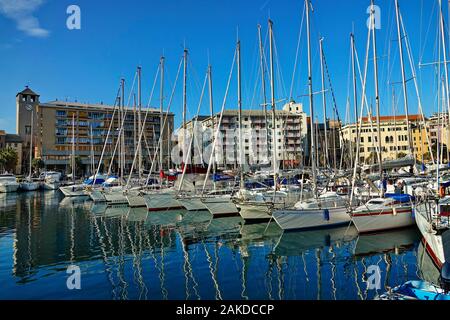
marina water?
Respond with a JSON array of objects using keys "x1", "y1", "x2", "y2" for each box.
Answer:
[{"x1": 0, "y1": 191, "x2": 434, "y2": 300}]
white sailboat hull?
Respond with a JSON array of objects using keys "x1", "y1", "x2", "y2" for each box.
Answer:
[
  {"x1": 202, "y1": 197, "x2": 239, "y2": 217},
  {"x1": 273, "y1": 207, "x2": 351, "y2": 231},
  {"x1": 59, "y1": 185, "x2": 88, "y2": 197},
  {"x1": 126, "y1": 194, "x2": 146, "y2": 207},
  {"x1": 178, "y1": 198, "x2": 207, "y2": 211},
  {"x1": 0, "y1": 182, "x2": 19, "y2": 193},
  {"x1": 20, "y1": 181, "x2": 40, "y2": 191},
  {"x1": 351, "y1": 206, "x2": 415, "y2": 233},
  {"x1": 104, "y1": 190, "x2": 128, "y2": 205},
  {"x1": 414, "y1": 203, "x2": 445, "y2": 268},
  {"x1": 237, "y1": 202, "x2": 272, "y2": 222},
  {"x1": 43, "y1": 181, "x2": 61, "y2": 190},
  {"x1": 89, "y1": 189, "x2": 106, "y2": 202},
  {"x1": 143, "y1": 193, "x2": 183, "y2": 211}
]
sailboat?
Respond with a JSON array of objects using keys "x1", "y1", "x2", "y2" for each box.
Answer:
[
  {"x1": 236, "y1": 20, "x2": 303, "y2": 222},
  {"x1": 60, "y1": 114, "x2": 94, "y2": 197},
  {"x1": 350, "y1": 0, "x2": 418, "y2": 233},
  {"x1": 272, "y1": 1, "x2": 353, "y2": 231},
  {"x1": 351, "y1": 193, "x2": 414, "y2": 233},
  {"x1": 20, "y1": 104, "x2": 39, "y2": 191},
  {"x1": 144, "y1": 50, "x2": 189, "y2": 212}
]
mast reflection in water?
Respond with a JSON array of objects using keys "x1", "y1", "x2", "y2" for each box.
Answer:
[{"x1": 0, "y1": 192, "x2": 427, "y2": 300}]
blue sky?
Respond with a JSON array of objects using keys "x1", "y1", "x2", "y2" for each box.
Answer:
[{"x1": 0, "y1": 0, "x2": 445, "y2": 133}]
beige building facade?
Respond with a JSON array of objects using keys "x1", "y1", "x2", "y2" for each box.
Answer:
[
  {"x1": 16, "y1": 87, "x2": 174, "y2": 175},
  {"x1": 341, "y1": 115, "x2": 426, "y2": 164}
]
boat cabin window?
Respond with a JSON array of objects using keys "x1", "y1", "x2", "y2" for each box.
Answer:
[{"x1": 368, "y1": 200, "x2": 385, "y2": 205}]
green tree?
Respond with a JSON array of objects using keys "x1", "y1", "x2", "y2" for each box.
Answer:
[
  {"x1": 32, "y1": 158, "x2": 45, "y2": 172},
  {"x1": 69, "y1": 156, "x2": 84, "y2": 177},
  {"x1": 397, "y1": 152, "x2": 407, "y2": 159},
  {"x1": 0, "y1": 147, "x2": 18, "y2": 173},
  {"x1": 423, "y1": 152, "x2": 432, "y2": 162},
  {"x1": 365, "y1": 151, "x2": 378, "y2": 165}
]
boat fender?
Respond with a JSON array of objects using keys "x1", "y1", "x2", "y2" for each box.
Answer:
[
  {"x1": 440, "y1": 186, "x2": 446, "y2": 198},
  {"x1": 323, "y1": 209, "x2": 330, "y2": 221},
  {"x1": 441, "y1": 262, "x2": 450, "y2": 293},
  {"x1": 393, "y1": 208, "x2": 397, "y2": 216}
]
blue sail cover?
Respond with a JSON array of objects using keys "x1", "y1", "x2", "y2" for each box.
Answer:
[
  {"x1": 385, "y1": 193, "x2": 414, "y2": 203},
  {"x1": 83, "y1": 177, "x2": 106, "y2": 185},
  {"x1": 213, "y1": 173, "x2": 233, "y2": 182}
]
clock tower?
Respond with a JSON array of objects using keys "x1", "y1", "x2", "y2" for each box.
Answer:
[
  {"x1": 16, "y1": 86, "x2": 40, "y2": 139},
  {"x1": 16, "y1": 86, "x2": 40, "y2": 173}
]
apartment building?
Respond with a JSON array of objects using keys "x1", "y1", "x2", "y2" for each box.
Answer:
[
  {"x1": 16, "y1": 86, "x2": 174, "y2": 174},
  {"x1": 183, "y1": 101, "x2": 308, "y2": 169},
  {"x1": 307, "y1": 119, "x2": 342, "y2": 169}
]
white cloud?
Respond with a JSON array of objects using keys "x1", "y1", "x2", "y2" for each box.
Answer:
[{"x1": 0, "y1": 0, "x2": 49, "y2": 38}]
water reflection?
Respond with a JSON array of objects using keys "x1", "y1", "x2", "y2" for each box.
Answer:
[{"x1": 0, "y1": 192, "x2": 426, "y2": 300}]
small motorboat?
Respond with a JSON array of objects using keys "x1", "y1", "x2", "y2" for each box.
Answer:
[
  {"x1": 377, "y1": 280, "x2": 450, "y2": 300},
  {"x1": 42, "y1": 171, "x2": 62, "y2": 190}
]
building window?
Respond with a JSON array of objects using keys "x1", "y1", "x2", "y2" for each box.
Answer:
[{"x1": 25, "y1": 125, "x2": 31, "y2": 134}]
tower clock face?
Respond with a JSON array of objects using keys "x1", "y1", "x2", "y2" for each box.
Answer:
[{"x1": 25, "y1": 104, "x2": 33, "y2": 111}]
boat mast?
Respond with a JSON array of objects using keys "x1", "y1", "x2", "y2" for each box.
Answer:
[
  {"x1": 438, "y1": 0, "x2": 450, "y2": 164},
  {"x1": 28, "y1": 107, "x2": 34, "y2": 179},
  {"x1": 305, "y1": 0, "x2": 317, "y2": 196},
  {"x1": 133, "y1": 93, "x2": 137, "y2": 175},
  {"x1": 71, "y1": 113, "x2": 75, "y2": 184},
  {"x1": 370, "y1": 0, "x2": 383, "y2": 193},
  {"x1": 182, "y1": 49, "x2": 188, "y2": 173},
  {"x1": 350, "y1": 33, "x2": 358, "y2": 169},
  {"x1": 120, "y1": 78, "x2": 125, "y2": 184},
  {"x1": 208, "y1": 64, "x2": 216, "y2": 178},
  {"x1": 137, "y1": 66, "x2": 142, "y2": 180},
  {"x1": 269, "y1": 19, "x2": 278, "y2": 190},
  {"x1": 160, "y1": 56, "x2": 165, "y2": 173},
  {"x1": 319, "y1": 37, "x2": 329, "y2": 168},
  {"x1": 258, "y1": 24, "x2": 270, "y2": 157},
  {"x1": 183, "y1": 50, "x2": 188, "y2": 132},
  {"x1": 394, "y1": 0, "x2": 414, "y2": 158},
  {"x1": 237, "y1": 40, "x2": 245, "y2": 190},
  {"x1": 393, "y1": 87, "x2": 399, "y2": 159},
  {"x1": 90, "y1": 124, "x2": 94, "y2": 175}
]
